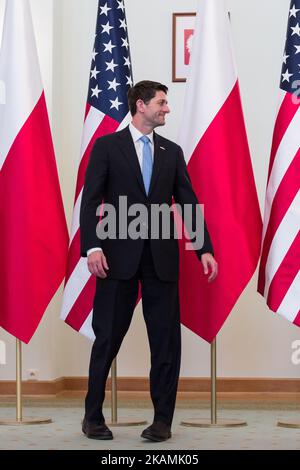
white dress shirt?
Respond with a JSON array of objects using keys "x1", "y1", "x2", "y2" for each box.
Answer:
[
  {"x1": 87, "y1": 123, "x2": 154, "y2": 256},
  {"x1": 129, "y1": 122, "x2": 154, "y2": 168}
]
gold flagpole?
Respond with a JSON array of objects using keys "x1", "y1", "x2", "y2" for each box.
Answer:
[
  {"x1": 211, "y1": 337, "x2": 217, "y2": 424},
  {"x1": 181, "y1": 338, "x2": 247, "y2": 428},
  {"x1": 108, "y1": 357, "x2": 147, "y2": 427},
  {"x1": 111, "y1": 357, "x2": 118, "y2": 423},
  {"x1": 0, "y1": 340, "x2": 51, "y2": 426},
  {"x1": 16, "y1": 338, "x2": 22, "y2": 423}
]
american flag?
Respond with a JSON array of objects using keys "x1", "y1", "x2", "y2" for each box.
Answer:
[
  {"x1": 60, "y1": 0, "x2": 133, "y2": 338},
  {"x1": 258, "y1": 1, "x2": 300, "y2": 326}
]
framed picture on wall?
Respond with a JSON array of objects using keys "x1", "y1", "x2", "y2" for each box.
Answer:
[{"x1": 172, "y1": 12, "x2": 196, "y2": 82}]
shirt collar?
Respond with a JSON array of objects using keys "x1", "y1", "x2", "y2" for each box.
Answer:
[{"x1": 129, "y1": 122, "x2": 154, "y2": 145}]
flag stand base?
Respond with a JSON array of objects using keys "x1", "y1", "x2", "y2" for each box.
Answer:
[
  {"x1": 108, "y1": 418, "x2": 147, "y2": 427},
  {"x1": 181, "y1": 418, "x2": 247, "y2": 428},
  {"x1": 3, "y1": 341, "x2": 53, "y2": 427},
  {"x1": 0, "y1": 418, "x2": 52, "y2": 425},
  {"x1": 277, "y1": 420, "x2": 300, "y2": 429},
  {"x1": 180, "y1": 340, "x2": 247, "y2": 429}
]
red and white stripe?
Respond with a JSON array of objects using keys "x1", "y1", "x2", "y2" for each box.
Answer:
[
  {"x1": 258, "y1": 88, "x2": 300, "y2": 326},
  {"x1": 60, "y1": 107, "x2": 130, "y2": 339},
  {"x1": 177, "y1": 0, "x2": 262, "y2": 342},
  {"x1": 0, "y1": 0, "x2": 68, "y2": 343}
]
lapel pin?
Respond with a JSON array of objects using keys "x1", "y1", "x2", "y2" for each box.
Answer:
[{"x1": 160, "y1": 146, "x2": 166, "y2": 150}]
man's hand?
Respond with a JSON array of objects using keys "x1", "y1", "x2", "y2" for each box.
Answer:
[
  {"x1": 87, "y1": 251, "x2": 109, "y2": 278},
  {"x1": 201, "y1": 253, "x2": 218, "y2": 282}
]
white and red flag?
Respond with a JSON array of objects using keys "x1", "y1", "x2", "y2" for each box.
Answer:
[
  {"x1": 60, "y1": 0, "x2": 133, "y2": 338},
  {"x1": 178, "y1": 0, "x2": 262, "y2": 342},
  {"x1": 0, "y1": 0, "x2": 68, "y2": 343},
  {"x1": 258, "y1": 0, "x2": 300, "y2": 326}
]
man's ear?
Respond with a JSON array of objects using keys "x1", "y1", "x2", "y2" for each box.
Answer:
[{"x1": 136, "y1": 99, "x2": 145, "y2": 113}]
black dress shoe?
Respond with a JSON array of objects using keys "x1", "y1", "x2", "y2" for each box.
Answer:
[
  {"x1": 82, "y1": 418, "x2": 113, "y2": 440},
  {"x1": 141, "y1": 421, "x2": 171, "y2": 442}
]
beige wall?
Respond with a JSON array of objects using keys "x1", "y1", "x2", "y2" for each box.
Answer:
[{"x1": 0, "y1": 0, "x2": 299, "y2": 381}]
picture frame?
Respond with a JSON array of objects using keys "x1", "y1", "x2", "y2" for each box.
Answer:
[{"x1": 172, "y1": 12, "x2": 196, "y2": 82}]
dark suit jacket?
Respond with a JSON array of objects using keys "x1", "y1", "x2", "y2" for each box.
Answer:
[{"x1": 80, "y1": 126, "x2": 213, "y2": 281}]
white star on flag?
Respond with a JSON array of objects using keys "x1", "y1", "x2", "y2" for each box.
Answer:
[
  {"x1": 103, "y1": 40, "x2": 116, "y2": 53},
  {"x1": 119, "y1": 19, "x2": 127, "y2": 30},
  {"x1": 291, "y1": 22, "x2": 300, "y2": 36},
  {"x1": 100, "y1": 3, "x2": 111, "y2": 16},
  {"x1": 105, "y1": 58, "x2": 118, "y2": 72},
  {"x1": 121, "y1": 37, "x2": 129, "y2": 49},
  {"x1": 124, "y1": 56, "x2": 131, "y2": 67},
  {"x1": 110, "y1": 97, "x2": 123, "y2": 110},
  {"x1": 117, "y1": 1, "x2": 125, "y2": 12},
  {"x1": 90, "y1": 66, "x2": 100, "y2": 79},
  {"x1": 294, "y1": 44, "x2": 300, "y2": 53},
  {"x1": 91, "y1": 85, "x2": 102, "y2": 98},
  {"x1": 282, "y1": 69, "x2": 293, "y2": 82},
  {"x1": 126, "y1": 75, "x2": 133, "y2": 86},
  {"x1": 290, "y1": 4, "x2": 300, "y2": 17},
  {"x1": 92, "y1": 48, "x2": 98, "y2": 61},
  {"x1": 283, "y1": 52, "x2": 290, "y2": 63},
  {"x1": 107, "y1": 78, "x2": 121, "y2": 91},
  {"x1": 102, "y1": 21, "x2": 113, "y2": 34}
]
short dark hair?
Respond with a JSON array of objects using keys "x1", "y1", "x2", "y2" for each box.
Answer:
[{"x1": 127, "y1": 80, "x2": 168, "y2": 116}]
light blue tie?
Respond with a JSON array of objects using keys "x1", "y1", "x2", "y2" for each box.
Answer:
[{"x1": 140, "y1": 135, "x2": 153, "y2": 195}]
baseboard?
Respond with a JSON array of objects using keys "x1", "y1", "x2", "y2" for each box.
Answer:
[{"x1": 0, "y1": 377, "x2": 299, "y2": 396}]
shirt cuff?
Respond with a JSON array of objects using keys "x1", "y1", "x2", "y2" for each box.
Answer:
[{"x1": 87, "y1": 247, "x2": 103, "y2": 256}]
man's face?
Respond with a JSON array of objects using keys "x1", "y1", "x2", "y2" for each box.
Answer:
[{"x1": 139, "y1": 91, "x2": 170, "y2": 128}]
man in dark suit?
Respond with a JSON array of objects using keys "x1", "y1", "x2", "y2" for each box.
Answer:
[{"x1": 80, "y1": 81, "x2": 218, "y2": 442}]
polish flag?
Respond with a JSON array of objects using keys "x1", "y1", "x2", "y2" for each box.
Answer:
[
  {"x1": 0, "y1": 0, "x2": 69, "y2": 343},
  {"x1": 178, "y1": 0, "x2": 262, "y2": 342}
]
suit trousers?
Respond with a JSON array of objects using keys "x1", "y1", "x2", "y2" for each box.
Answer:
[{"x1": 85, "y1": 240, "x2": 181, "y2": 426}]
